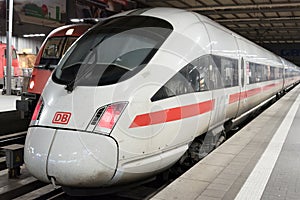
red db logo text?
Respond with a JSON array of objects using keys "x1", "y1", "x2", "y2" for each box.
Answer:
[{"x1": 52, "y1": 112, "x2": 71, "y2": 124}]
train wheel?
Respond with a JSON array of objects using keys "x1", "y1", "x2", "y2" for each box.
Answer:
[{"x1": 156, "y1": 170, "x2": 170, "y2": 183}]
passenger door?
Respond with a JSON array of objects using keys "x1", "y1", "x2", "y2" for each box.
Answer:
[
  {"x1": 0, "y1": 47, "x2": 4, "y2": 85},
  {"x1": 207, "y1": 55, "x2": 227, "y2": 130},
  {"x1": 203, "y1": 23, "x2": 240, "y2": 130},
  {"x1": 236, "y1": 57, "x2": 248, "y2": 117}
]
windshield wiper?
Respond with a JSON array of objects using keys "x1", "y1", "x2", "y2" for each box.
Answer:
[
  {"x1": 64, "y1": 54, "x2": 97, "y2": 93},
  {"x1": 65, "y1": 62, "x2": 96, "y2": 92}
]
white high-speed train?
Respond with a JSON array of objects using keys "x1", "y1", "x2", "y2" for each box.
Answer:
[{"x1": 24, "y1": 8, "x2": 300, "y2": 193}]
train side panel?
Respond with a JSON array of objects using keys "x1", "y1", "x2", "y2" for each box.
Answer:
[
  {"x1": 202, "y1": 21, "x2": 240, "y2": 128},
  {"x1": 114, "y1": 20, "x2": 213, "y2": 178},
  {"x1": 281, "y1": 58, "x2": 300, "y2": 89},
  {"x1": 235, "y1": 37, "x2": 284, "y2": 117}
]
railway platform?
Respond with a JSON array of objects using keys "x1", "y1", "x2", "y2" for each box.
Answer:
[
  {"x1": 0, "y1": 90, "x2": 29, "y2": 135},
  {"x1": 152, "y1": 84, "x2": 300, "y2": 200},
  {"x1": 0, "y1": 90, "x2": 20, "y2": 112}
]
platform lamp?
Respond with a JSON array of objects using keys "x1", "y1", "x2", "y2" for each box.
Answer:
[{"x1": 5, "y1": 0, "x2": 13, "y2": 95}]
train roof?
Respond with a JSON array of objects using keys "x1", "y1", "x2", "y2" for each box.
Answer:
[
  {"x1": 136, "y1": 8, "x2": 289, "y2": 67},
  {"x1": 47, "y1": 23, "x2": 92, "y2": 38}
]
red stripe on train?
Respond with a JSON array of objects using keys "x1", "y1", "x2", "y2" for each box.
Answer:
[
  {"x1": 262, "y1": 83, "x2": 276, "y2": 91},
  {"x1": 130, "y1": 82, "x2": 282, "y2": 128},
  {"x1": 229, "y1": 82, "x2": 281, "y2": 104},
  {"x1": 129, "y1": 99, "x2": 215, "y2": 128}
]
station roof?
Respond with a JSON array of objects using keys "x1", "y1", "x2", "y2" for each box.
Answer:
[
  {"x1": 135, "y1": 0, "x2": 300, "y2": 45},
  {"x1": 1, "y1": 0, "x2": 299, "y2": 46}
]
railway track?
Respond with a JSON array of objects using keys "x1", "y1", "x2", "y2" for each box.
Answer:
[
  {"x1": 0, "y1": 111, "x2": 30, "y2": 135},
  {"x1": 0, "y1": 131, "x2": 26, "y2": 147},
  {"x1": 0, "y1": 131, "x2": 26, "y2": 171},
  {"x1": 2, "y1": 174, "x2": 170, "y2": 200}
]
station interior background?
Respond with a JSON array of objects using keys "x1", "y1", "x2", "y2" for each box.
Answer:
[
  {"x1": 0, "y1": 0, "x2": 299, "y2": 71},
  {"x1": 0, "y1": 2, "x2": 300, "y2": 198}
]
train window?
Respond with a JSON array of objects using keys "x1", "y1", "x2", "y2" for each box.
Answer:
[
  {"x1": 151, "y1": 55, "x2": 212, "y2": 102},
  {"x1": 208, "y1": 57, "x2": 223, "y2": 90},
  {"x1": 255, "y1": 64, "x2": 263, "y2": 82},
  {"x1": 270, "y1": 66, "x2": 275, "y2": 80},
  {"x1": 40, "y1": 36, "x2": 79, "y2": 66},
  {"x1": 53, "y1": 16, "x2": 173, "y2": 88},
  {"x1": 212, "y1": 55, "x2": 238, "y2": 88},
  {"x1": 277, "y1": 68, "x2": 283, "y2": 79},
  {"x1": 62, "y1": 37, "x2": 77, "y2": 56},
  {"x1": 43, "y1": 37, "x2": 65, "y2": 59},
  {"x1": 196, "y1": 55, "x2": 210, "y2": 91},
  {"x1": 248, "y1": 62, "x2": 262, "y2": 83},
  {"x1": 293, "y1": 69, "x2": 299, "y2": 77},
  {"x1": 271, "y1": 66, "x2": 282, "y2": 80},
  {"x1": 151, "y1": 63, "x2": 200, "y2": 101},
  {"x1": 248, "y1": 62, "x2": 284, "y2": 83},
  {"x1": 151, "y1": 54, "x2": 240, "y2": 102},
  {"x1": 260, "y1": 64, "x2": 268, "y2": 82},
  {"x1": 285, "y1": 69, "x2": 289, "y2": 78}
]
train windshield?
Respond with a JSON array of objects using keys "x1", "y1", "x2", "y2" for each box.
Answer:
[
  {"x1": 52, "y1": 16, "x2": 173, "y2": 91},
  {"x1": 39, "y1": 36, "x2": 78, "y2": 69}
]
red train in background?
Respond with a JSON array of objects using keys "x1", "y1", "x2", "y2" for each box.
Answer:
[
  {"x1": 0, "y1": 42, "x2": 20, "y2": 89},
  {"x1": 16, "y1": 23, "x2": 92, "y2": 117}
]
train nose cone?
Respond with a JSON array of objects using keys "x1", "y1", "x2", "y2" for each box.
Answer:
[
  {"x1": 24, "y1": 127, "x2": 56, "y2": 183},
  {"x1": 25, "y1": 128, "x2": 118, "y2": 187},
  {"x1": 48, "y1": 130, "x2": 118, "y2": 187}
]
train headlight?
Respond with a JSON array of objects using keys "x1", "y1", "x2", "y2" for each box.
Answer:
[
  {"x1": 88, "y1": 102, "x2": 127, "y2": 135},
  {"x1": 29, "y1": 80, "x2": 35, "y2": 89}
]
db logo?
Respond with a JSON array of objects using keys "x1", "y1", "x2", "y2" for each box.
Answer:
[{"x1": 52, "y1": 112, "x2": 71, "y2": 124}]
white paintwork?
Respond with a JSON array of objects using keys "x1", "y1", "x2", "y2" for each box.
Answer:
[
  {"x1": 25, "y1": 127, "x2": 118, "y2": 187},
  {"x1": 24, "y1": 127, "x2": 56, "y2": 183},
  {"x1": 47, "y1": 130, "x2": 118, "y2": 187},
  {"x1": 24, "y1": 7, "x2": 300, "y2": 188}
]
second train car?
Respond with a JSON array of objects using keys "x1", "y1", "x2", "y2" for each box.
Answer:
[
  {"x1": 16, "y1": 23, "x2": 92, "y2": 117},
  {"x1": 24, "y1": 8, "x2": 300, "y2": 194}
]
